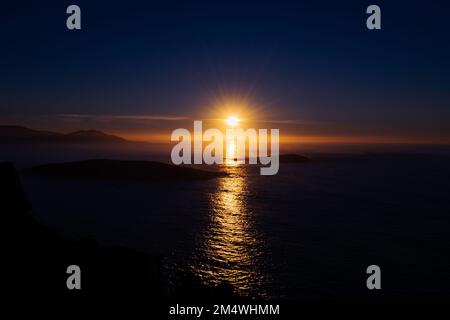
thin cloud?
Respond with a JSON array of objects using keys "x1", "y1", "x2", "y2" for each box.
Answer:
[
  {"x1": 203, "y1": 118, "x2": 315, "y2": 125},
  {"x1": 58, "y1": 114, "x2": 189, "y2": 121},
  {"x1": 256, "y1": 119, "x2": 315, "y2": 125}
]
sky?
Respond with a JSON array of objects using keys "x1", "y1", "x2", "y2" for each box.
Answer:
[{"x1": 1, "y1": 0, "x2": 450, "y2": 144}]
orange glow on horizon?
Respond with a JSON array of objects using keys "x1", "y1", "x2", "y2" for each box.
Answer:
[{"x1": 120, "y1": 131, "x2": 450, "y2": 145}]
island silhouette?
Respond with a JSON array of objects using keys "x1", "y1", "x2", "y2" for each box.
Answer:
[{"x1": 25, "y1": 159, "x2": 226, "y2": 180}]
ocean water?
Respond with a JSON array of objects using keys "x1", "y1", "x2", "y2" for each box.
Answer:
[{"x1": 3, "y1": 145, "x2": 450, "y2": 299}]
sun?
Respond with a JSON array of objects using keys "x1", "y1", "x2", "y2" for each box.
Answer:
[{"x1": 226, "y1": 116, "x2": 239, "y2": 127}]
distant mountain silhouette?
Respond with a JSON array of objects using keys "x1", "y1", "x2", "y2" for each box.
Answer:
[
  {"x1": 25, "y1": 159, "x2": 226, "y2": 180},
  {"x1": 0, "y1": 125, "x2": 128, "y2": 144}
]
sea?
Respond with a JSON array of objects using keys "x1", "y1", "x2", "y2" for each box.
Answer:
[{"x1": 2, "y1": 143, "x2": 450, "y2": 299}]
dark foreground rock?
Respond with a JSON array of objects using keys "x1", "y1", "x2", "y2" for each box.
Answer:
[
  {"x1": 0, "y1": 162, "x2": 238, "y2": 304},
  {"x1": 1, "y1": 162, "x2": 161, "y2": 299}
]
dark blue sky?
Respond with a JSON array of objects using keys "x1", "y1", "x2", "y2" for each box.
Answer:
[{"x1": 1, "y1": 0, "x2": 450, "y2": 141}]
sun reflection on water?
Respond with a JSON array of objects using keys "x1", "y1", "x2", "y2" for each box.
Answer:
[
  {"x1": 225, "y1": 139, "x2": 237, "y2": 165},
  {"x1": 193, "y1": 166, "x2": 269, "y2": 297}
]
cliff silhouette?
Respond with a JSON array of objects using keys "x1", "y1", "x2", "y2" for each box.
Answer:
[
  {"x1": 1, "y1": 162, "x2": 161, "y2": 299},
  {"x1": 1, "y1": 162, "x2": 238, "y2": 303}
]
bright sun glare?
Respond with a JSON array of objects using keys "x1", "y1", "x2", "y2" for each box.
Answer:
[{"x1": 226, "y1": 116, "x2": 239, "y2": 127}]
